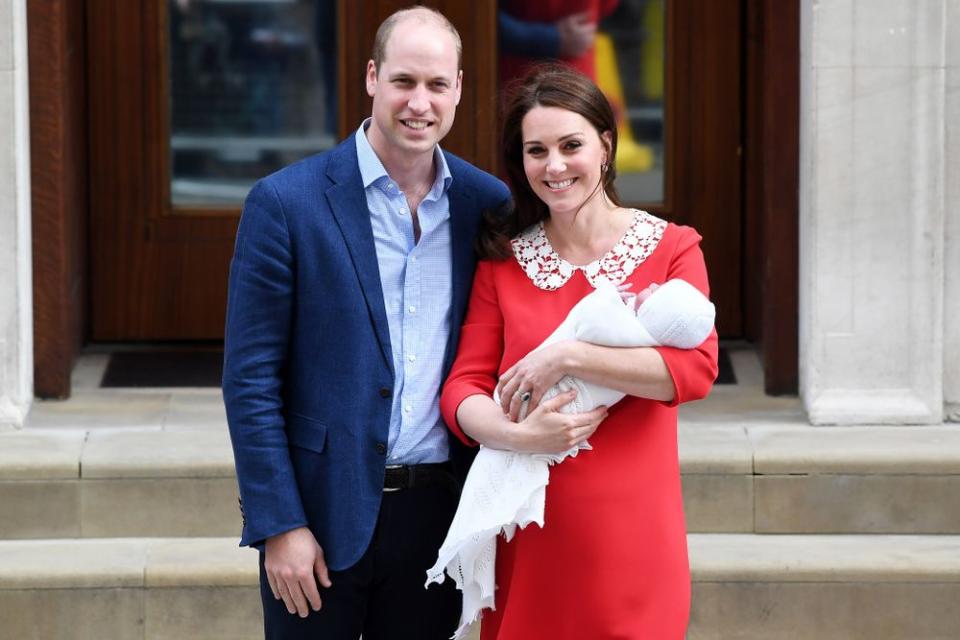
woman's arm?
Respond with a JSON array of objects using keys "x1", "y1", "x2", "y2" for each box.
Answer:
[
  {"x1": 496, "y1": 341, "x2": 672, "y2": 421},
  {"x1": 455, "y1": 390, "x2": 607, "y2": 455}
]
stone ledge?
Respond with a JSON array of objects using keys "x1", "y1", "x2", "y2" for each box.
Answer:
[
  {"x1": 4, "y1": 535, "x2": 960, "y2": 591},
  {"x1": 0, "y1": 431, "x2": 85, "y2": 479},
  {"x1": 0, "y1": 538, "x2": 257, "y2": 590},
  {"x1": 689, "y1": 534, "x2": 960, "y2": 583},
  {"x1": 81, "y1": 430, "x2": 235, "y2": 479},
  {"x1": 748, "y1": 424, "x2": 960, "y2": 474}
]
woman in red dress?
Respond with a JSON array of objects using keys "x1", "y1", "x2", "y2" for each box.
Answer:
[{"x1": 439, "y1": 65, "x2": 718, "y2": 639}]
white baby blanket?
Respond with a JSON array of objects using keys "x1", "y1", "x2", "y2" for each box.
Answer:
[{"x1": 425, "y1": 277, "x2": 715, "y2": 639}]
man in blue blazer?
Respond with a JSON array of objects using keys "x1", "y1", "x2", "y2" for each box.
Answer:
[{"x1": 223, "y1": 7, "x2": 509, "y2": 639}]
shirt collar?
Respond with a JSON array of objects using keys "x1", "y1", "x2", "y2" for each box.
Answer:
[{"x1": 354, "y1": 118, "x2": 453, "y2": 197}]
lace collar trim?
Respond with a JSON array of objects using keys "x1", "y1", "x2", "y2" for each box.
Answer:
[{"x1": 510, "y1": 209, "x2": 667, "y2": 291}]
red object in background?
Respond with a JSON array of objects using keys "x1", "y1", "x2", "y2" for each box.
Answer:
[{"x1": 499, "y1": 0, "x2": 620, "y2": 83}]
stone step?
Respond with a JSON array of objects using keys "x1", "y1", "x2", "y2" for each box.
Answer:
[
  {"x1": 1, "y1": 535, "x2": 958, "y2": 639},
  {"x1": 4, "y1": 423, "x2": 960, "y2": 538}
]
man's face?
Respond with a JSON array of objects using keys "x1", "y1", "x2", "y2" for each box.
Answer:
[{"x1": 365, "y1": 19, "x2": 462, "y2": 160}]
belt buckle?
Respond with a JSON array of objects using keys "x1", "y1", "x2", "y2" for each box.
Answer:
[{"x1": 383, "y1": 464, "x2": 404, "y2": 493}]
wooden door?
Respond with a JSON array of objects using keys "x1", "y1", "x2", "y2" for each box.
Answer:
[
  {"x1": 86, "y1": 0, "x2": 739, "y2": 340},
  {"x1": 630, "y1": 0, "x2": 742, "y2": 335},
  {"x1": 86, "y1": 0, "x2": 497, "y2": 340},
  {"x1": 88, "y1": 2, "x2": 240, "y2": 339}
]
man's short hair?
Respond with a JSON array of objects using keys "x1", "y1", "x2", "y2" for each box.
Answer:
[{"x1": 371, "y1": 6, "x2": 463, "y2": 71}]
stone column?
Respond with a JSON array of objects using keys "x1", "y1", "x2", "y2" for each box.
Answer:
[
  {"x1": 800, "y1": 0, "x2": 948, "y2": 424},
  {"x1": 0, "y1": 0, "x2": 33, "y2": 428},
  {"x1": 946, "y1": 1, "x2": 960, "y2": 421}
]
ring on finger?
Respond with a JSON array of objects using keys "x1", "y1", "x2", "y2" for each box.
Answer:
[{"x1": 514, "y1": 389, "x2": 532, "y2": 403}]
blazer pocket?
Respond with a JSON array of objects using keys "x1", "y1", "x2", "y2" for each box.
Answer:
[{"x1": 286, "y1": 412, "x2": 328, "y2": 454}]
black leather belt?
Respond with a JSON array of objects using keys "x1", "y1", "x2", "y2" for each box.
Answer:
[{"x1": 383, "y1": 462, "x2": 455, "y2": 492}]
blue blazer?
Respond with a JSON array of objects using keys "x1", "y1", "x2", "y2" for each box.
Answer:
[{"x1": 223, "y1": 138, "x2": 509, "y2": 570}]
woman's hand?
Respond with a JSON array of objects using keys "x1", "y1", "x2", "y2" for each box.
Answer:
[
  {"x1": 511, "y1": 389, "x2": 608, "y2": 454},
  {"x1": 496, "y1": 341, "x2": 574, "y2": 422}
]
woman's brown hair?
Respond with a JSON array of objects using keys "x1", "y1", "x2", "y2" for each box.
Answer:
[{"x1": 478, "y1": 64, "x2": 622, "y2": 259}]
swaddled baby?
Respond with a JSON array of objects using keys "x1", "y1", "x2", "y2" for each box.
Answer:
[{"x1": 427, "y1": 277, "x2": 715, "y2": 639}]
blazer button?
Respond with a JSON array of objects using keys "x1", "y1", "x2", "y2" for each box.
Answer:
[
  {"x1": 375, "y1": 442, "x2": 387, "y2": 455},
  {"x1": 379, "y1": 387, "x2": 391, "y2": 398}
]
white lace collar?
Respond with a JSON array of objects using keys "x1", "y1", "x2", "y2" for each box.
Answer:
[{"x1": 510, "y1": 209, "x2": 667, "y2": 291}]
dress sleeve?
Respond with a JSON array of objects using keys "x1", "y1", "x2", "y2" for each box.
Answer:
[
  {"x1": 653, "y1": 226, "x2": 720, "y2": 406},
  {"x1": 441, "y1": 260, "x2": 505, "y2": 445}
]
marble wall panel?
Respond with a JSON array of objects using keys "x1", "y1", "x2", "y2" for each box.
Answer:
[
  {"x1": 853, "y1": 0, "x2": 945, "y2": 68},
  {"x1": 811, "y1": 0, "x2": 854, "y2": 68},
  {"x1": 0, "y1": 0, "x2": 12, "y2": 71},
  {"x1": 0, "y1": 0, "x2": 31, "y2": 429},
  {"x1": 802, "y1": 0, "x2": 948, "y2": 423}
]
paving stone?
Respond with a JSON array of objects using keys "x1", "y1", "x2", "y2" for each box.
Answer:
[
  {"x1": 145, "y1": 586, "x2": 261, "y2": 640},
  {"x1": 0, "y1": 431, "x2": 84, "y2": 479},
  {"x1": 0, "y1": 538, "x2": 146, "y2": 589},
  {"x1": 146, "y1": 539, "x2": 257, "y2": 588},
  {"x1": 678, "y1": 425, "x2": 753, "y2": 474},
  {"x1": 81, "y1": 477, "x2": 240, "y2": 537},
  {"x1": 0, "y1": 480, "x2": 80, "y2": 538},
  {"x1": 755, "y1": 473, "x2": 960, "y2": 533},
  {"x1": 0, "y1": 588, "x2": 145, "y2": 640},
  {"x1": 688, "y1": 534, "x2": 960, "y2": 583},
  {"x1": 25, "y1": 391, "x2": 170, "y2": 430},
  {"x1": 81, "y1": 430, "x2": 234, "y2": 478},
  {"x1": 683, "y1": 474, "x2": 753, "y2": 532},
  {"x1": 749, "y1": 424, "x2": 960, "y2": 474},
  {"x1": 164, "y1": 391, "x2": 228, "y2": 431},
  {"x1": 689, "y1": 582, "x2": 960, "y2": 639}
]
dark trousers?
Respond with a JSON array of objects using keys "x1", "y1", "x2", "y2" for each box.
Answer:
[{"x1": 259, "y1": 482, "x2": 461, "y2": 639}]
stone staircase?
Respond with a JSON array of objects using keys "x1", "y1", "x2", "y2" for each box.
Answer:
[{"x1": 2, "y1": 367, "x2": 960, "y2": 638}]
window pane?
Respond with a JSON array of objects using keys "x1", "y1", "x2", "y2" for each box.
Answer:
[
  {"x1": 168, "y1": 0, "x2": 337, "y2": 206},
  {"x1": 600, "y1": 0, "x2": 664, "y2": 203}
]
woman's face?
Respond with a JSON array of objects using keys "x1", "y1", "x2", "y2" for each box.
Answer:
[{"x1": 520, "y1": 105, "x2": 610, "y2": 216}]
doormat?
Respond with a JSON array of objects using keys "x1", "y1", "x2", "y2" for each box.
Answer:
[
  {"x1": 101, "y1": 350, "x2": 223, "y2": 388},
  {"x1": 716, "y1": 347, "x2": 735, "y2": 385}
]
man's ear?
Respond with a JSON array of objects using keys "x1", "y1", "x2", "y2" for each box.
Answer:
[
  {"x1": 365, "y1": 60, "x2": 378, "y2": 98},
  {"x1": 454, "y1": 70, "x2": 463, "y2": 106}
]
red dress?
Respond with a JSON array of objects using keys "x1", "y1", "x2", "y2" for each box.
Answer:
[{"x1": 440, "y1": 211, "x2": 718, "y2": 640}]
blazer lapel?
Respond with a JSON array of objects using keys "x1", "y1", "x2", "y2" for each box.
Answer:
[
  {"x1": 445, "y1": 180, "x2": 478, "y2": 373},
  {"x1": 325, "y1": 141, "x2": 394, "y2": 375}
]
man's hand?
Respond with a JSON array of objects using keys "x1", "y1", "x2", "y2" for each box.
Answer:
[{"x1": 264, "y1": 526, "x2": 333, "y2": 618}]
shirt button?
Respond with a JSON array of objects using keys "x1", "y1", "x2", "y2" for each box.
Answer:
[
  {"x1": 408, "y1": 305, "x2": 416, "y2": 314},
  {"x1": 375, "y1": 442, "x2": 387, "y2": 455},
  {"x1": 408, "y1": 354, "x2": 416, "y2": 362},
  {"x1": 411, "y1": 256, "x2": 417, "y2": 263},
  {"x1": 379, "y1": 387, "x2": 391, "y2": 398},
  {"x1": 404, "y1": 405, "x2": 413, "y2": 413}
]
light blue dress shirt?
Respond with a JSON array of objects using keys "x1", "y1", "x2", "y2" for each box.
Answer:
[{"x1": 355, "y1": 120, "x2": 453, "y2": 464}]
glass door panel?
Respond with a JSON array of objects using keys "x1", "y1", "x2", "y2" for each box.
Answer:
[
  {"x1": 599, "y1": 0, "x2": 664, "y2": 203},
  {"x1": 167, "y1": 0, "x2": 338, "y2": 206}
]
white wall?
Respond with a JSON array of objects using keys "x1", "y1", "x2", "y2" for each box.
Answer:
[
  {"x1": 801, "y1": 0, "x2": 948, "y2": 424},
  {"x1": 0, "y1": 0, "x2": 33, "y2": 429}
]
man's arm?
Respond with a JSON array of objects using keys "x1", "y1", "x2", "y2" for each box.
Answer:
[{"x1": 223, "y1": 179, "x2": 331, "y2": 617}]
